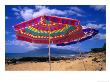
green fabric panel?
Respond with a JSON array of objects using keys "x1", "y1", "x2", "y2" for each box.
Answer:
[
  {"x1": 25, "y1": 27, "x2": 49, "y2": 36},
  {"x1": 25, "y1": 28, "x2": 31, "y2": 33},
  {"x1": 45, "y1": 20, "x2": 50, "y2": 24},
  {"x1": 50, "y1": 33, "x2": 54, "y2": 37},
  {"x1": 70, "y1": 26, "x2": 74, "y2": 30},
  {"x1": 25, "y1": 25, "x2": 76, "y2": 37},
  {"x1": 69, "y1": 26, "x2": 75, "y2": 30},
  {"x1": 50, "y1": 26, "x2": 76, "y2": 36},
  {"x1": 33, "y1": 32, "x2": 38, "y2": 36},
  {"x1": 44, "y1": 33, "x2": 49, "y2": 36},
  {"x1": 29, "y1": 30, "x2": 35, "y2": 35}
]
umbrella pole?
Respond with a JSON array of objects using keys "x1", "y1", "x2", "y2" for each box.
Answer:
[
  {"x1": 80, "y1": 50, "x2": 86, "y2": 71},
  {"x1": 78, "y1": 42, "x2": 86, "y2": 71},
  {"x1": 48, "y1": 27, "x2": 51, "y2": 71},
  {"x1": 48, "y1": 38, "x2": 51, "y2": 71}
]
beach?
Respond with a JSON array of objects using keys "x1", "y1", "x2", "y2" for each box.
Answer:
[{"x1": 5, "y1": 52, "x2": 106, "y2": 71}]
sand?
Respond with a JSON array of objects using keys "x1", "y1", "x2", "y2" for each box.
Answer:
[{"x1": 5, "y1": 52, "x2": 106, "y2": 71}]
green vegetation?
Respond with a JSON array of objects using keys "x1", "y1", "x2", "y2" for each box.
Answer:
[
  {"x1": 91, "y1": 43, "x2": 106, "y2": 53},
  {"x1": 5, "y1": 56, "x2": 73, "y2": 64}
]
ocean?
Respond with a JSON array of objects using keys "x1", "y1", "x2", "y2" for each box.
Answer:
[
  {"x1": 5, "y1": 48, "x2": 80, "y2": 59},
  {"x1": 5, "y1": 53, "x2": 78, "y2": 59}
]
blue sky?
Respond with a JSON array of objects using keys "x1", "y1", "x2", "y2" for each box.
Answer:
[{"x1": 5, "y1": 5, "x2": 106, "y2": 53}]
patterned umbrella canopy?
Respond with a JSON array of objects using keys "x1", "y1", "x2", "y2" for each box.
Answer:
[
  {"x1": 14, "y1": 15, "x2": 98, "y2": 70},
  {"x1": 57, "y1": 28, "x2": 98, "y2": 46},
  {"x1": 14, "y1": 15, "x2": 98, "y2": 45}
]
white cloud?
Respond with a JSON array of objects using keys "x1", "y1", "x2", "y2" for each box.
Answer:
[
  {"x1": 20, "y1": 8, "x2": 34, "y2": 20},
  {"x1": 6, "y1": 39, "x2": 77, "y2": 52},
  {"x1": 26, "y1": 43, "x2": 46, "y2": 50},
  {"x1": 33, "y1": 8, "x2": 66, "y2": 18},
  {"x1": 67, "y1": 6, "x2": 85, "y2": 17},
  {"x1": 5, "y1": 39, "x2": 48, "y2": 51},
  {"x1": 50, "y1": 44, "x2": 78, "y2": 50},
  {"x1": 33, "y1": 6, "x2": 66, "y2": 17},
  {"x1": 12, "y1": 6, "x2": 66, "y2": 20},
  {"x1": 12, "y1": 8, "x2": 20, "y2": 12},
  {"x1": 85, "y1": 23, "x2": 106, "y2": 30},
  {"x1": 6, "y1": 40, "x2": 24, "y2": 46},
  {"x1": 14, "y1": 12, "x2": 20, "y2": 16},
  {"x1": 27, "y1": 43, "x2": 38, "y2": 50},
  {"x1": 70, "y1": 6, "x2": 84, "y2": 13},
  {"x1": 12, "y1": 6, "x2": 84, "y2": 20},
  {"x1": 90, "y1": 5, "x2": 105, "y2": 11},
  {"x1": 35, "y1": 5, "x2": 48, "y2": 10},
  {"x1": 95, "y1": 33, "x2": 106, "y2": 40},
  {"x1": 6, "y1": 39, "x2": 79, "y2": 53},
  {"x1": 66, "y1": 10, "x2": 83, "y2": 17}
]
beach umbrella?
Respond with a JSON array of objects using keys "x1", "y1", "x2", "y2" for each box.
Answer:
[{"x1": 14, "y1": 15, "x2": 98, "y2": 70}]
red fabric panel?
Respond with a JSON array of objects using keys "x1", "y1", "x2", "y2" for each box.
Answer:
[
  {"x1": 21, "y1": 22, "x2": 26, "y2": 28},
  {"x1": 57, "y1": 18, "x2": 62, "y2": 23},
  {"x1": 62, "y1": 18, "x2": 68, "y2": 24},
  {"x1": 14, "y1": 24, "x2": 21, "y2": 30},
  {"x1": 27, "y1": 20, "x2": 33, "y2": 26},
  {"x1": 65, "y1": 19, "x2": 70, "y2": 25},
  {"x1": 16, "y1": 34, "x2": 33, "y2": 43},
  {"x1": 33, "y1": 39, "x2": 49, "y2": 44},
  {"x1": 33, "y1": 18, "x2": 38, "y2": 24},
  {"x1": 50, "y1": 16, "x2": 54, "y2": 22}
]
